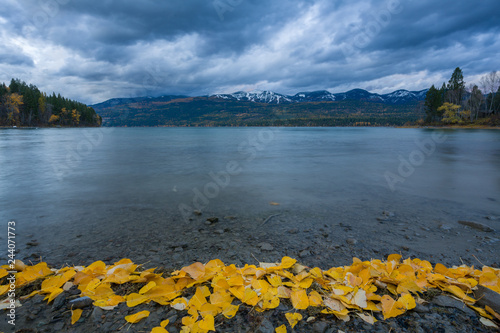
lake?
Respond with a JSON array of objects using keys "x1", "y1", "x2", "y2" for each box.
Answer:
[{"x1": 1, "y1": 127, "x2": 499, "y2": 267}]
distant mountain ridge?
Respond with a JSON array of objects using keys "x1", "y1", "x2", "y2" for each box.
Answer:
[
  {"x1": 91, "y1": 87, "x2": 426, "y2": 127},
  {"x1": 209, "y1": 88, "x2": 428, "y2": 105},
  {"x1": 92, "y1": 88, "x2": 428, "y2": 108}
]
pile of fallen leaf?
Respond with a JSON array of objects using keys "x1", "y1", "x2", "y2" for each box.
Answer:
[{"x1": 1, "y1": 254, "x2": 500, "y2": 332}]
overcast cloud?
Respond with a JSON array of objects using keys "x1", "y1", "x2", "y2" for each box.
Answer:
[{"x1": 0, "y1": 0, "x2": 499, "y2": 104}]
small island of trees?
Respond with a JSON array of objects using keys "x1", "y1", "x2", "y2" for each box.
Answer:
[
  {"x1": 0, "y1": 78, "x2": 101, "y2": 127},
  {"x1": 423, "y1": 68, "x2": 500, "y2": 126}
]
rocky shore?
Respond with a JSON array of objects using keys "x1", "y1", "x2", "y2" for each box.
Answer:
[{"x1": 2, "y1": 204, "x2": 500, "y2": 332}]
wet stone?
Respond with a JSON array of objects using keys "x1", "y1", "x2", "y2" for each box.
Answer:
[
  {"x1": 259, "y1": 242, "x2": 274, "y2": 251},
  {"x1": 346, "y1": 238, "x2": 358, "y2": 245}
]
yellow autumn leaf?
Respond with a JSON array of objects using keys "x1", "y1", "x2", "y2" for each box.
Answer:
[
  {"x1": 381, "y1": 295, "x2": 406, "y2": 319},
  {"x1": 171, "y1": 297, "x2": 188, "y2": 311},
  {"x1": 139, "y1": 281, "x2": 157, "y2": 294},
  {"x1": 188, "y1": 287, "x2": 207, "y2": 310},
  {"x1": 151, "y1": 327, "x2": 169, "y2": 333},
  {"x1": 269, "y1": 201, "x2": 280, "y2": 206},
  {"x1": 485, "y1": 305, "x2": 500, "y2": 321},
  {"x1": 290, "y1": 289, "x2": 309, "y2": 310},
  {"x1": 357, "y1": 312, "x2": 377, "y2": 324},
  {"x1": 308, "y1": 291, "x2": 322, "y2": 307},
  {"x1": 71, "y1": 308, "x2": 83, "y2": 325},
  {"x1": 399, "y1": 293, "x2": 416, "y2": 310},
  {"x1": 125, "y1": 310, "x2": 150, "y2": 323},
  {"x1": 198, "y1": 314, "x2": 215, "y2": 331},
  {"x1": 469, "y1": 305, "x2": 493, "y2": 319},
  {"x1": 242, "y1": 288, "x2": 260, "y2": 306},
  {"x1": 285, "y1": 312, "x2": 302, "y2": 328},
  {"x1": 280, "y1": 257, "x2": 297, "y2": 269},
  {"x1": 182, "y1": 262, "x2": 206, "y2": 280},
  {"x1": 275, "y1": 324, "x2": 287, "y2": 333},
  {"x1": 352, "y1": 288, "x2": 367, "y2": 308},
  {"x1": 126, "y1": 293, "x2": 149, "y2": 307},
  {"x1": 0, "y1": 285, "x2": 9, "y2": 296},
  {"x1": 222, "y1": 303, "x2": 239, "y2": 318},
  {"x1": 45, "y1": 287, "x2": 63, "y2": 303},
  {"x1": 443, "y1": 285, "x2": 475, "y2": 303}
]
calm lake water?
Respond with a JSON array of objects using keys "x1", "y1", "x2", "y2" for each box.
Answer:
[{"x1": 1, "y1": 127, "x2": 499, "y2": 230}]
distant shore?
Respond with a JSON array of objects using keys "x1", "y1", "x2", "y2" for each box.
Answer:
[{"x1": 398, "y1": 125, "x2": 500, "y2": 129}]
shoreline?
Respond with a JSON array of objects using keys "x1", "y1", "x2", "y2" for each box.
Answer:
[{"x1": 1, "y1": 123, "x2": 499, "y2": 129}]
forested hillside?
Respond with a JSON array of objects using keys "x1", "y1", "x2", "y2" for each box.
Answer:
[
  {"x1": 94, "y1": 97, "x2": 424, "y2": 127},
  {"x1": 0, "y1": 79, "x2": 101, "y2": 127}
]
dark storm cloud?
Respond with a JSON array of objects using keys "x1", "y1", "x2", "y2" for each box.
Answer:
[{"x1": 0, "y1": 0, "x2": 499, "y2": 104}]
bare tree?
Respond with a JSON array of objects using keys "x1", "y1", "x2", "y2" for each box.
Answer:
[
  {"x1": 479, "y1": 71, "x2": 500, "y2": 114},
  {"x1": 467, "y1": 84, "x2": 483, "y2": 121}
]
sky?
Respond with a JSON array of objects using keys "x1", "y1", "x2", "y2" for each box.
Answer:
[{"x1": 1, "y1": 0, "x2": 499, "y2": 105}]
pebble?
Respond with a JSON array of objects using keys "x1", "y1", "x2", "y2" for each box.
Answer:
[
  {"x1": 258, "y1": 242, "x2": 274, "y2": 251},
  {"x1": 414, "y1": 303, "x2": 430, "y2": 313},
  {"x1": 92, "y1": 306, "x2": 104, "y2": 324},
  {"x1": 288, "y1": 228, "x2": 299, "y2": 234},
  {"x1": 193, "y1": 210, "x2": 202, "y2": 216},
  {"x1": 256, "y1": 318, "x2": 274, "y2": 333},
  {"x1": 206, "y1": 217, "x2": 219, "y2": 224},
  {"x1": 214, "y1": 229, "x2": 225, "y2": 235},
  {"x1": 431, "y1": 295, "x2": 477, "y2": 317},
  {"x1": 51, "y1": 293, "x2": 67, "y2": 311},
  {"x1": 299, "y1": 249, "x2": 311, "y2": 258},
  {"x1": 68, "y1": 296, "x2": 93, "y2": 309},
  {"x1": 458, "y1": 220, "x2": 495, "y2": 232},
  {"x1": 346, "y1": 238, "x2": 358, "y2": 245},
  {"x1": 383, "y1": 211, "x2": 395, "y2": 217},
  {"x1": 53, "y1": 320, "x2": 65, "y2": 331},
  {"x1": 312, "y1": 321, "x2": 328, "y2": 333}
]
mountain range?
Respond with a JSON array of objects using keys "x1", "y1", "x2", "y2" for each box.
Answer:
[
  {"x1": 91, "y1": 88, "x2": 427, "y2": 127},
  {"x1": 211, "y1": 88, "x2": 428, "y2": 105},
  {"x1": 92, "y1": 88, "x2": 428, "y2": 109}
]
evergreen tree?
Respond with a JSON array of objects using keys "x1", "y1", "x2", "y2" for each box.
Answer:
[
  {"x1": 424, "y1": 85, "x2": 443, "y2": 122},
  {"x1": 446, "y1": 67, "x2": 465, "y2": 105}
]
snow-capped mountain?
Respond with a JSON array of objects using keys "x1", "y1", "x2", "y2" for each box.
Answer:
[
  {"x1": 380, "y1": 89, "x2": 429, "y2": 104},
  {"x1": 211, "y1": 90, "x2": 293, "y2": 104},
  {"x1": 210, "y1": 88, "x2": 428, "y2": 105},
  {"x1": 291, "y1": 90, "x2": 337, "y2": 102}
]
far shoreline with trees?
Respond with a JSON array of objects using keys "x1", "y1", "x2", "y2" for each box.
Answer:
[
  {"x1": 0, "y1": 79, "x2": 101, "y2": 128},
  {"x1": 421, "y1": 68, "x2": 500, "y2": 128}
]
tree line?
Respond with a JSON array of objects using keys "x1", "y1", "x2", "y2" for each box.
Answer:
[
  {"x1": 0, "y1": 78, "x2": 101, "y2": 127},
  {"x1": 424, "y1": 68, "x2": 500, "y2": 125}
]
